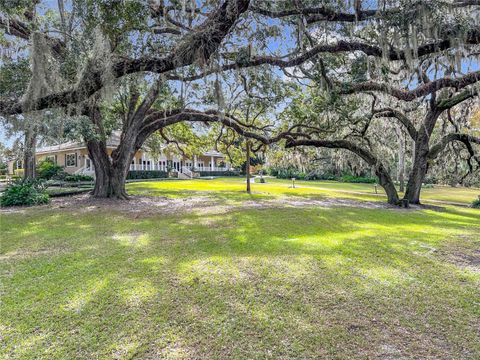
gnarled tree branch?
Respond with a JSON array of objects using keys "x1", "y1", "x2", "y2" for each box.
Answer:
[{"x1": 0, "y1": 0, "x2": 251, "y2": 115}]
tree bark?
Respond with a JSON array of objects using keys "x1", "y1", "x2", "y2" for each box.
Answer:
[
  {"x1": 23, "y1": 127, "x2": 36, "y2": 180},
  {"x1": 396, "y1": 126, "x2": 405, "y2": 193},
  {"x1": 374, "y1": 162, "x2": 400, "y2": 205},
  {"x1": 246, "y1": 140, "x2": 251, "y2": 193},
  {"x1": 83, "y1": 97, "x2": 147, "y2": 199},
  {"x1": 404, "y1": 110, "x2": 441, "y2": 204},
  {"x1": 87, "y1": 139, "x2": 132, "y2": 199}
]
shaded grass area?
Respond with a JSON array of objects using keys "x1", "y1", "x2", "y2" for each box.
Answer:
[{"x1": 1, "y1": 194, "x2": 479, "y2": 358}]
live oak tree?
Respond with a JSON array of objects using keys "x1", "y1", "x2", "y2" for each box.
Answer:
[
  {"x1": 232, "y1": 0, "x2": 480, "y2": 205},
  {"x1": 168, "y1": 0, "x2": 480, "y2": 205},
  {"x1": 1, "y1": 0, "x2": 252, "y2": 197}
]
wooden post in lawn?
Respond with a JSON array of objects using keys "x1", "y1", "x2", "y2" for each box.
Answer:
[{"x1": 246, "y1": 140, "x2": 251, "y2": 194}]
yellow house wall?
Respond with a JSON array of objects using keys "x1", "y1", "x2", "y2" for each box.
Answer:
[{"x1": 36, "y1": 148, "x2": 91, "y2": 174}]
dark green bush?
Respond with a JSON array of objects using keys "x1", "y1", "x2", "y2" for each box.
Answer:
[
  {"x1": 197, "y1": 171, "x2": 239, "y2": 177},
  {"x1": 340, "y1": 175, "x2": 377, "y2": 183},
  {"x1": 304, "y1": 172, "x2": 338, "y2": 181},
  {"x1": 127, "y1": 170, "x2": 168, "y2": 179},
  {"x1": 0, "y1": 179, "x2": 49, "y2": 207},
  {"x1": 64, "y1": 174, "x2": 94, "y2": 182},
  {"x1": 37, "y1": 159, "x2": 65, "y2": 180},
  {"x1": 268, "y1": 167, "x2": 306, "y2": 180},
  {"x1": 268, "y1": 167, "x2": 377, "y2": 183},
  {"x1": 424, "y1": 176, "x2": 439, "y2": 185},
  {"x1": 472, "y1": 197, "x2": 480, "y2": 209}
]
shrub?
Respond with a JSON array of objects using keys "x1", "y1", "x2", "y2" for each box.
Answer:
[
  {"x1": 64, "y1": 174, "x2": 94, "y2": 182},
  {"x1": 424, "y1": 176, "x2": 439, "y2": 185},
  {"x1": 0, "y1": 179, "x2": 49, "y2": 207},
  {"x1": 267, "y1": 167, "x2": 279, "y2": 177},
  {"x1": 340, "y1": 175, "x2": 377, "y2": 183},
  {"x1": 304, "y1": 171, "x2": 338, "y2": 181},
  {"x1": 127, "y1": 170, "x2": 168, "y2": 180},
  {"x1": 472, "y1": 197, "x2": 480, "y2": 209},
  {"x1": 14, "y1": 168, "x2": 24, "y2": 177},
  {"x1": 269, "y1": 167, "x2": 306, "y2": 180},
  {"x1": 37, "y1": 160, "x2": 64, "y2": 180}
]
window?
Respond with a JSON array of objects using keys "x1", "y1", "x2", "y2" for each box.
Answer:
[
  {"x1": 46, "y1": 155, "x2": 56, "y2": 164},
  {"x1": 65, "y1": 153, "x2": 77, "y2": 167}
]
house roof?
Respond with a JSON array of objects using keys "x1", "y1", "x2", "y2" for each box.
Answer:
[
  {"x1": 203, "y1": 150, "x2": 224, "y2": 157},
  {"x1": 36, "y1": 141, "x2": 88, "y2": 154}
]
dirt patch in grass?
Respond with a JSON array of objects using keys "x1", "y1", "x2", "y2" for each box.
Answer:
[
  {"x1": 437, "y1": 237, "x2": 480, "y2": 273},
  {"x1": 441, "y1": 249, "x2": 480, "y2": 272},
  {"x1": 0, "y1": 246, "x2": 69, "y2": 261},
  {"x1": 36, "y1": 193, "x2": 393, "y2": 216},
  {"x1": 1, "y1": 192, "x2": 392, "y2": 216}
]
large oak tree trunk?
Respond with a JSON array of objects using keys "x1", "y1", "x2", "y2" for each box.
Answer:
[
  {"x1": 403, "y1": 110, "x2": 440, "y2": 205},
  {"x1": 87, "y1": 139, "x2": 132, "y2": 199},
  {"x1": 374, "y1": 163, "x2": 400, "y2": 205},
  {"x1": 84, "y1": 103, "x2": 141, "y2": 200},
  {"x1": 404, "y1": 145, "x2": 429, "y2": 204}
]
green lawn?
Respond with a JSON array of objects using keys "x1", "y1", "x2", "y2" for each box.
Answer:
[
  {"x1": 1, "y1": 178, "x2": 479, "y2": 358},
  {"x1": 128, "y1": 176, "x2": 480, "y2": 205}
]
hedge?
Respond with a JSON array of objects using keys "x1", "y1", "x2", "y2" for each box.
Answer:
[
  {"x1": 197, "y1": 171, "x2": 240, "y2": 177},
  {"x1": 472, "y1": 197, "x2": 480, "y2": 209},
  {"x1": 340, "y1": 175, "x2": 377, "y2": 183},
  {"x1": 126, "y1": 170, "x2": 168, "y2": 179}
]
